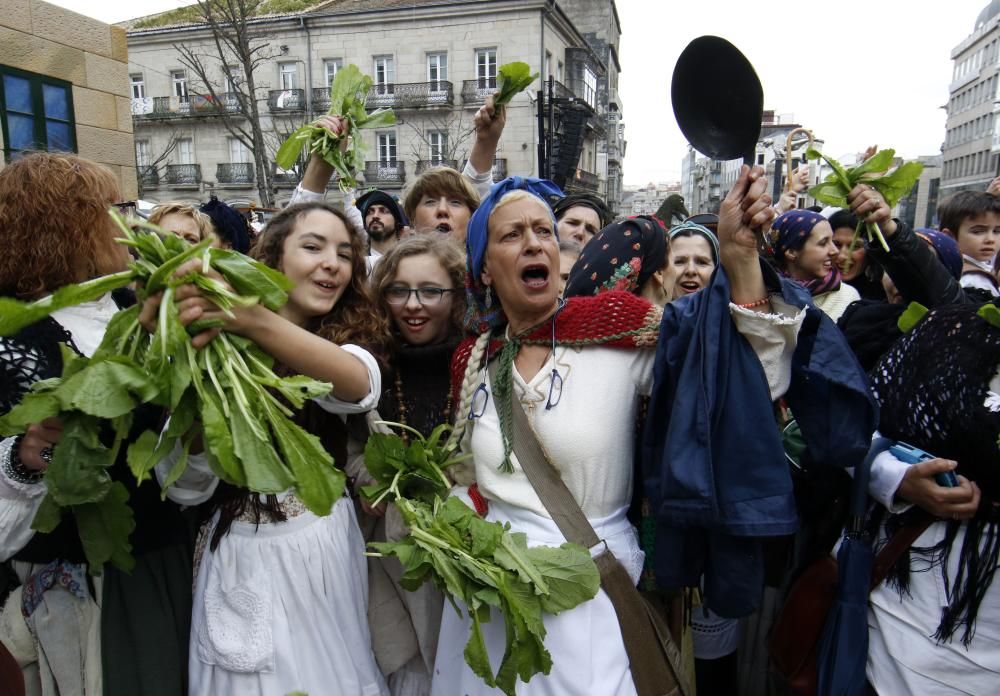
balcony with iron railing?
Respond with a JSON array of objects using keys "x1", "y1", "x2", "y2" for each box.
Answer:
[
  {"x1": 272, "y1": 162, "x2": 300, "y2": 187},
  {"x1": 139, "y1": 166, "x2": 159, "y2": 188},
  {"x1": 570, "y1": 168, "x2": 600, "y2": 192},
  {"x1": 268, "y1": 89, "x2": 306, "y2": 113},
  {"x1": 132, "y1": 94, "x2": 243, "y2": 120},
  {"x1": 311, "y1": 87, "x2": 331, "y2": 112},
  {"x1": 416, "y1": 159, "x2": 459, "y2": 174},
  {"x1": 364, "y1": 160, "x2": 406, "y2": 186},
  {"x1": 461, "y1": 77, "x2": 498, "y2": 105},
  {"x1": 216, "y1": 162, "x2": 255, "y2": 185},
  {"x1": 165, "y1": 164, "x2": 201, "y2": 187},
  {"x1": 364, "y1": 81, "x2": 455, "y2": 110}
]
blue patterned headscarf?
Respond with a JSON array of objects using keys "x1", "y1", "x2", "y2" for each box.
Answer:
[
  {"x1": 915, "y1": 228, "x2": 963, "y2": 280},
  {"x1": 668, "y1": 220, "x2": 720, "y2": 263},
  {"x1": 464, "y1": 176, "x2": 565, "y2": 332},
  {"x1": 771, "y1": 210, "x2": 828, "y2": 264}
]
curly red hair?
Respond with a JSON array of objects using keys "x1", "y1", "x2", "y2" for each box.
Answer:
[{"x1": 0, "y1": 153, "x2": 127, "y2": 299}]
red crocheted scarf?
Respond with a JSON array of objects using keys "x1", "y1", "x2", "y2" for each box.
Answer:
[{"x1": 450, "y1": 290, "x2": 661, "y2": 402}]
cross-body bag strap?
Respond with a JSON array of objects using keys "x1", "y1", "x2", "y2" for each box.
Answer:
[{"x1": 488, "y1": 360, "x2": 690, "y2": 696}]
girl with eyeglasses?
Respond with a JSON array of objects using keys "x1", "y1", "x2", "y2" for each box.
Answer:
[{"x1": 350, "y1": 234, "x2": 468, "y2": 695}]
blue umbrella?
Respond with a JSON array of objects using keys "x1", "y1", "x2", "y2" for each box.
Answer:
[{"x1": 816, "y1": 438, "x2": 893, "y2": 696}]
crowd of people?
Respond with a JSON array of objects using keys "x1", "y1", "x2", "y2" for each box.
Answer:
[{"x1": 0, "y1": 91, "x2": 998, "y2": 696}]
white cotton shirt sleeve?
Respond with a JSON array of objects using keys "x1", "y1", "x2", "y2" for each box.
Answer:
[
  {"x1": 869, "y1": 448, "x2": 914, "y2": 514},
  {"x1": 462, "y1": 160, "x2": 494, "y2": 201},
  {"x1": 728, "y1": 296, "x2": 807, "y2": 399},
  {"x1": 0, "y1": 436, "x2": 48, "y2": 561},
  {"x1": 291, "y1": 183, "x2": 326, "y2": 204},
  {"x1": 155, "y1": 443, "x2": 220, "y2": 507},
  {"x1": 312, "y1": 344, "x2": 382, "y2": 414}
]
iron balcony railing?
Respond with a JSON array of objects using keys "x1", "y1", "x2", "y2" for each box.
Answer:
[
  {"x1": 365, "y1": 81, "x2": 455, "y2": 110},
  {"x1": 272, "y1": 162, "x2": 300, "y2": 187},
  {"x1": 364, "y1": 160, "x2": 406, "y2": 186},
  {"x1": 572, "y1": 168, "x2": 600, "y2": 192},
  {"x1": 268, "y1": 89, "x2": 306, "y2": 112},
  {"x1": 311, "y1": 87, "x2": 331, "y2": 112},
  {"x1": 216, "y1": 162, "x2": 255, "y2": 185},
  {"x1": 416, "y1": 159, "x2": 459, "y2": 174},
  {"x1": 165, "y1": 164, "x2": 201, "y2": 186},
  {"x1": 491, "y1": 158, "x2": 508, "y2": 182},
  {"x1": 138, "y1": 166, "x2": 159, "y2": 187},
  {"x1": 132, "y1": 94, "x2": 242, "y2": 119},
  {"x1": 461, "y1": 78, "x2": 498, "y2": 105}
]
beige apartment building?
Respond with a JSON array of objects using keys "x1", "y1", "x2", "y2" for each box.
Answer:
[
  {"x1": 1, "y1": 0, "x2": 137, "y2": 198},
  {"x1": 124, "y1": 0, "x2": 624, "y2": 211}
]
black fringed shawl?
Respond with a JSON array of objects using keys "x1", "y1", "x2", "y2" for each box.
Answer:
[{"x1": 869, "y1": 302, "x2": 1000, "y2": 644}]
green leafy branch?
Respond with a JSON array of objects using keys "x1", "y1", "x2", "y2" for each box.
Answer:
[
  {"x1": 494, "y1": 61, "x2": 539, "y2": 108},
  {"x1": 805, "y1": 148, "x2": 923, "y2": 266},
  {"x1": 275, "y1": 64, "x2": 396, "y2": 192},
  {"x1": 0, "y1": 211, "x2": 344, "y2": 573}
]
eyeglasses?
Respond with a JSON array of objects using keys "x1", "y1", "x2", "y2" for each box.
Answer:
[
  {"x1": 384, "y1": 286, "x2": 455, "y2": 305},
  {"x1": 113, "y1": 201, "x2": 137, "y2": 217}
]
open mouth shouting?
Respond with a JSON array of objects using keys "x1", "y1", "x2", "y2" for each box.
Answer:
[
  {"x1": 521, "y1": 263, "x2": 550, "y2": 290},
  {"x1": 435, "y1": 222, "x2": 453, "y2": 234},
  {"x1": 677, "y1": 280, "x2": 702, "y2": 295}
]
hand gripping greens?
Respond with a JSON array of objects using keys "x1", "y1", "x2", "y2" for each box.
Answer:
[
  {"x1": 363, "y1": 423, "x2": 600, "y2": 696},
  {"x1": 0, "y1": 212, "x2": 343, "y2": 573}
]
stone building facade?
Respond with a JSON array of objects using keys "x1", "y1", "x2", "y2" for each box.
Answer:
[
  {"x1": 1, "y1": 0, "x2": 137, "y2": 198},
  {"x1": 125, "y1": 0, "x2": 624, "y2": 210}
]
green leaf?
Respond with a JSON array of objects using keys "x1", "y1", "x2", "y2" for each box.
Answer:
[
  {"x1": 275, "y1": 124, "x2": 314, "y2": 171},
  {"x1": 0, "y1": 392, "x2": 60, "y2": 436},
  {"x1": 0, "y1": 271, "x2": 135, "y2": 336},
  {"x1": 850, "y1": 149, "x2": 896, "y2": 179},
  {"x1": 145, "y1": 237, "x2": 213, "y2": 294},
  {"x1": 92, "y1": 305, "x2": 142, "y2": 361},
  {"x1": 357, "y1": 108, "x2": 397, "y2": 130},
  {"x1": 159, "y1": 437, "x2": 193, "y2": 495},
  {"x1": 210, "y1": 249, "x2": 293, "y2": 311},
  {"x1": 126, "y1": 429, "x2": 161, "y2": 483},
  {"x1": 495, "y1": 61, "x2": 539, "y2": 106},
  {"x1": 807, "y1": 181, "x2": 849, "y2": 207},
  {"x1": 869, "y1": 161, "x2": 924, "y2": 207},
  {"x1": 465, "y1": 611, "x2": 498, "y2": 687},
  {"x1": 526, "y1": 543, "x2": 601, "y2": 613},
  {"x1": 231, "y1": 401, "x2": 293, "y2": 494},
  {"x1": 365, "y1": 432, "x2": 407, "y2": 482},
  {"x1": 978, "y1": 303, "x2": 1000, "y2": 329},
  {"x1": 493, "y1": 532, "x2": 549, "y2": 595},
  {"x1": 73, "y1": 481, "x2": 135, "y2": 573},
  {"x1": 54, "y1": 359, "x2": 159, "y2": 419},
  {"x1": 44, "y1": 414, "x2": 113, "y2": 506},
  {"x1": 268, "y1": 409, "x2": 344, "y2": 515},
  {"x1": 31, "y1": 493, "x2": 64, "y2": 533},
  {"x1": 199, "y1": 389, "x2": 244, "y2": 486},
  {"x1": 898, "y1": 301, "x2": 929, "y2": 333}
]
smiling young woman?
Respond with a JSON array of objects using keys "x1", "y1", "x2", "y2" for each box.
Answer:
[{"x1": 154, "y1": 201, "x2": 392, "y2": 696}]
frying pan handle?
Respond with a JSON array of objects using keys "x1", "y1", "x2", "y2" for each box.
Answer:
[{"x1": 784, "y1": 127, "x2": 815, "y2": 192}]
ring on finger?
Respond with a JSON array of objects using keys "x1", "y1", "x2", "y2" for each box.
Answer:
[{"x1": 40, "y1": 447, "x2": 54, "y2": 464}]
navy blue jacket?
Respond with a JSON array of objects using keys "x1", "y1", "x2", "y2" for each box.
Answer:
[{"x1": 642, "y1": 261, "x2": 877, "y2": 616}]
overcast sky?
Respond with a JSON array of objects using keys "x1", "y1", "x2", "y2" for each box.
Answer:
[{"x1": 46, "y1": 0, "x2": 996, "y2": 186}]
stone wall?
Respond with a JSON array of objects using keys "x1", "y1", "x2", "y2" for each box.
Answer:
[{"x1": 0, "y1": 0, "x2": 136, "y2": 198}]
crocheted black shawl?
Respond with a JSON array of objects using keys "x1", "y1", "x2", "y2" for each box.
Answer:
[{"x1": 869, "y1": 301, "x2": 1000, "y2": 644}]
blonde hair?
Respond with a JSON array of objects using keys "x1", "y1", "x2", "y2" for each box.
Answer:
[
  {"x1": 402, "y1": 166, "x2": 480, "y2": 223},
  {"x1": 491, "y1": 189, "x2": 556, "y2": 223},
  {"x1": 446, "y1": 330, "x2": 491, "y2": 452},
  {"x1": 148, "y1": 202, "x2": 214, "y2": 241}
]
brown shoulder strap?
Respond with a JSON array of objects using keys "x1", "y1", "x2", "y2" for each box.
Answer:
[
  {"x1": 870, "y1": 513, "x2": 934, "y2": 590},
  {"x1": 488, "y1": 361, "x2": 690, "y2": 696}
]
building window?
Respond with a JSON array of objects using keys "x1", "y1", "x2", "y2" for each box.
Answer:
[
  {"x1": 279, "y1": 63, "x2": 298, "y2": 90},
  {"x1": 756, "y1": 152, "x2": 765, "y2": 165},
  {"x1": 171, "y1": 70, "x2": 188, "y2": 100},
  {"x1": 377, "y1": 132, "x2": 397, "y2": 165},
  {"x1": 224, "y1": 66, "x2": 243, "y2": 94},
  {"x1": 136, "y1": 139, "x2": 150, "y2": 168},
  {"x1": 323, "y1": 59, "x2": 342, "y2": 88},
  {"x1": 545, "y1": 51, "x2": 552, "y2": 80},
  {"x1": 130, "y1": 73, "x2": 146, "y2": 99},
  {"x1": 476, "y1": 48, "x2": 497, "y2": 89},
  {"x1": 583, "y1": 66, "x2": 598, "y2": 108},
  {"x1": 0, "y1": 66, "x2": 76, "y2": 159},
  {"x1": 427, "y1": 53, "x2": 447, "y2": 89},
  {"x1": 229, "y1": 137, "x2": 250, "y2": 163},
  {"x1": 176, "y1": 137, "x2": 194, "y2": 165},
  {"x1": 428, "y1": 131, "x2": 447, "y2": 163},
  {"x1": 374, "y1": 56, "x2": 395, "y2": 92}
]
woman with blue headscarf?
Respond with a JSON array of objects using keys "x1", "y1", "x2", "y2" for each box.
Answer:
[
  {"x1": 770, "y1": 209, "x2": 861, "y2": 321},
  {"x1": 433, "y1": 167, "x2": 809, "y2": 696}
]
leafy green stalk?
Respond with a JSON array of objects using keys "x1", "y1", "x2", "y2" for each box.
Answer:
[
  {"x1": 495, "y1": 62, "x2": 540, "y2": 107},
  {"x1": 275, "y1": 64, "x2": 396, "y2": 192},
  {"x1": 804, "y1": 148, "x2": 924, "y2": 259}
]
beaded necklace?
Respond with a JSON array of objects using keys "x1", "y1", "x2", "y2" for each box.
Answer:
[{"x1": 394, "y1": 367, "x2": 453, "y2": 444}]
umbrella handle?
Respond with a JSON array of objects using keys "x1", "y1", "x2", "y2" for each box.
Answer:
[
  {"x1": 784, "y1": 127, "x2": 815, "y2": 193},
  {"x1": 849, "y1": 437, "x2": 895, "y2": 530}
]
